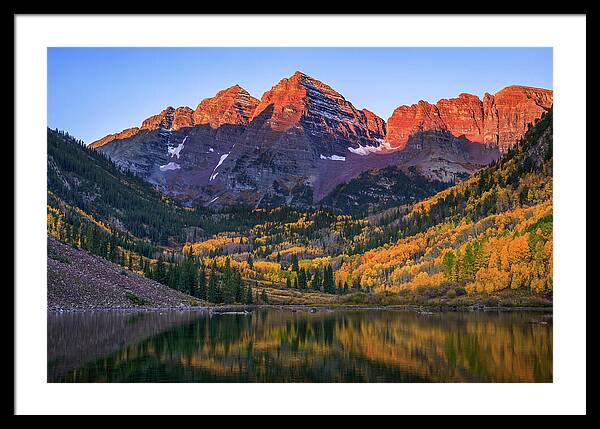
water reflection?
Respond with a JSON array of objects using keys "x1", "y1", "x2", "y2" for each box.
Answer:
[{"x1": 48, "y1": 309, "x2": 552, "y2": 382}]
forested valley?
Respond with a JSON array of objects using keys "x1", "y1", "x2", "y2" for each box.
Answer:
[{"x1": 47, "y1": 110, "x2": 553, "y2": 307}]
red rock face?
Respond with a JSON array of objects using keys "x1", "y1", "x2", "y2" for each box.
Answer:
[
  {"x1": 483, "y1": 85, "x2": 553, "y2": 152},
  {"x1": 193, "y1": 85, "x2": 259, "y2": 128},
  {"x1": 361, "y1": 109, "x2": 387, "y2": 140},
  {"x1": 386, "y1": 86, "x2": 552, "y2": 152},
  {"x1": 171, "y1": 107, "x2": 195, "y2": 131},
  {"x1": 436, "y1": 93, "x2": 485, "y2": 143},
  {"x1": 89, "y1": 86, "x2": 259, "y2": 148},
  {"x1": 88, "y1": 127, "x2": 140, "y2": 149},
  {"x1": 249, "y1": 71, "x2": 384, "y2": 148},
  {"x1": 384, "y1": 101, "x2": 446, "y2": 150},
  {"x1": 140, "y1": 107, "x2": 175, "y2": 130},
  {"x1": 249, "y1": 72, "x2": 307, "y2": 132}
]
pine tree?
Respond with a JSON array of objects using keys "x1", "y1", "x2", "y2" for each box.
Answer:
[
  {"x1": 323, "y1": 265, "x2": 335, "y2": 294},
  {"x1": 208, "y1": 264, "x2": 219, "y2": 303},
  {"x1": 141, "y1": 257, "x2": 149, "y2": 277},
  {"x1": 298, "y1": 268, "x2": 307, "y2": 290},
  {"x1": 177, "y1": 263, "x2": 188, "y2": 292},
  {"x1": 108, "y1": 235, "x2": 117, "y2": 263},
  {"x1": 155, "y1": 258, "x2": 167, "y2": 284},
  {"x1": 186, "y1": 256, "x2": 198, "y2": 296},
  {"x1": 312, "y1": 268, "x2": 322, "y2": 291},
  {"x1": 223, "y1": 258, "x2": 235, "y2": 304},
  {"x1": 197, "y1": 266, "x2": 207, "y2": 300},
  {"x1": 234, "y1": 271, "x2": 244, "y2": 303},
  {"x1": 291, "y1": 254, "x2": 299, "y2": 272},
  {"x1": 245, "y1": 282, "x2": 254, "y2": 305}
]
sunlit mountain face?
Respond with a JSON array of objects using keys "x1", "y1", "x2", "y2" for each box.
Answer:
[{"x1": 88, "y1": 72, "x2": 551, "y2": 211}]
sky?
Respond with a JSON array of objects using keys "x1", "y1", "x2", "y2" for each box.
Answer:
[{"x1": 47, "y1": 48, "x2": 552, "y2": 144}]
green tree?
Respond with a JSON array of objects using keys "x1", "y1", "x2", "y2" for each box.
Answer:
[
  {"x1": 207, "y1": 262, "x2": 220, "y2": 303},
  {"x1": 298, "y1": 268, "x2": 307, "y2": 290},
  {"x1": 234, "y1": 271, "x2": 244, "y2": 303},
  {"x1": 311, "y1": 268, "x2": 322, "y2": 291},
  {"x1": 291, "y1": 254, "x2": 299, "y2": 272},
  {"x1": 155, "y1": 258, "x2": 167, "y2": 284},
  {"x1": 222, "y1": 258, "x2": 235, "y2": 304},
  {"x1": 323, "y1": 265, "x2": 335, "y2": 294},
  {"x1": 443, "y1": 251, "x2": 456, "y2": 282},
  {"x1": 197, "y1": 265, "x2": 207, "y2": 300},
  {"x1": 463, "y1": 244, "x2": 475, "y2": 282},
  {"x1": 245, "y1": 282, "x2": 254, "y2": 305}
]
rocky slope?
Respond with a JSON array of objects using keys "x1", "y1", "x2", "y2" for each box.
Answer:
[
  {"x1": 47, "y1": 237, "x2": 201, "y2": 310},
  {"x1": 89, "y1": 72, "x2": 551, "y2": 210}
]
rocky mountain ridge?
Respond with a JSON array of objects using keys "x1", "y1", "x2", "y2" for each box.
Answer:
[
  {"x1": 88, "y1": 72, "x2": 552, "y2": 210},
  {"x1": 385, "y1": 85, "x2": 553, "y2": 153}
]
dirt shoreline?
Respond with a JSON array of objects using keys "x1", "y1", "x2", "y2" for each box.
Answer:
[{"x1": 48, "y1": 303, "x2": 553, "y2": 314}]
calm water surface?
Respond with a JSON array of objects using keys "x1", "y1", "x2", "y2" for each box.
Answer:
[{"x1": 47, "y1": 308, "x2": 552, "y2": 382}]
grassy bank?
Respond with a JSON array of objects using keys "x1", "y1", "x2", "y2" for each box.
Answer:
[{"x1": 249, "y1": 283, "x2": 552, "y2": 309}]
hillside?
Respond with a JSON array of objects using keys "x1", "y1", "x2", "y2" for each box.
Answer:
[
  {"x1": 48, "y1": 237, "x2": 202, "y2": 310},
  {"x1": 334, "y1": 110, "x2": 553, "y2": 303},
  {"x1": 394, "y1": 108, "x2": 553, "y2": 237},
  {"x1": 321, "y1": 166, "x2": 448, "y2": 214},
  {"x1": 48, "y1": 128, "x2": 204, "y2": 246}
]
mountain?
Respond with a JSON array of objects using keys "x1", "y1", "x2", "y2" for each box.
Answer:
[
  {"x1": 89, "y1": 72, "x2": 551, "y2": 211},
  {"x1": 47, "y1": 107, "x2": 553, "y2": 307}
]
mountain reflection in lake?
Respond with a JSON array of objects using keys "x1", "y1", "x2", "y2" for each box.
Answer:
[{"x1": 47, "y1": 309, "x2": 552, "y2": 383}]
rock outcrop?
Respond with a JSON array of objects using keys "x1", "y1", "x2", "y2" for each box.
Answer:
[
  {"x1": 193, "y1": 85, "x2": 259, "y2": 128},
  {"x1": 385, "y1": 86, "x2": 552, "y2": 153},
  {"x1": 482, "y1": 85, "x2": 553, "y2": 152},
  {"x1": 88, "y1": 127, "x2": 140, "y2": 149}
]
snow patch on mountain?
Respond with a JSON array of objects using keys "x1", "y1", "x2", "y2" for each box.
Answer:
[
  {"x1": 210, "y1": 153, "x2": 229, "y2": 181},
  {"x1": 159, "y1": 162, "x2": 181, "y2": 171},
  {"x1": 347, "y1": 144, "x2": 381, "y2": 156},
  {"x1": 168, "y1": 136, "x2": 187, "y2": 159},
  {"x1": 347, "y1": 139, "x2": 392, "y2": 156},
  {"x1": 320, "y1": 154, "x2": 346, "y2": 161}
]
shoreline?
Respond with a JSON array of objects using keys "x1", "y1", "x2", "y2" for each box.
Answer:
[{"x1": 48, "y1": 303, "x2": 553, "y2": 314}]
